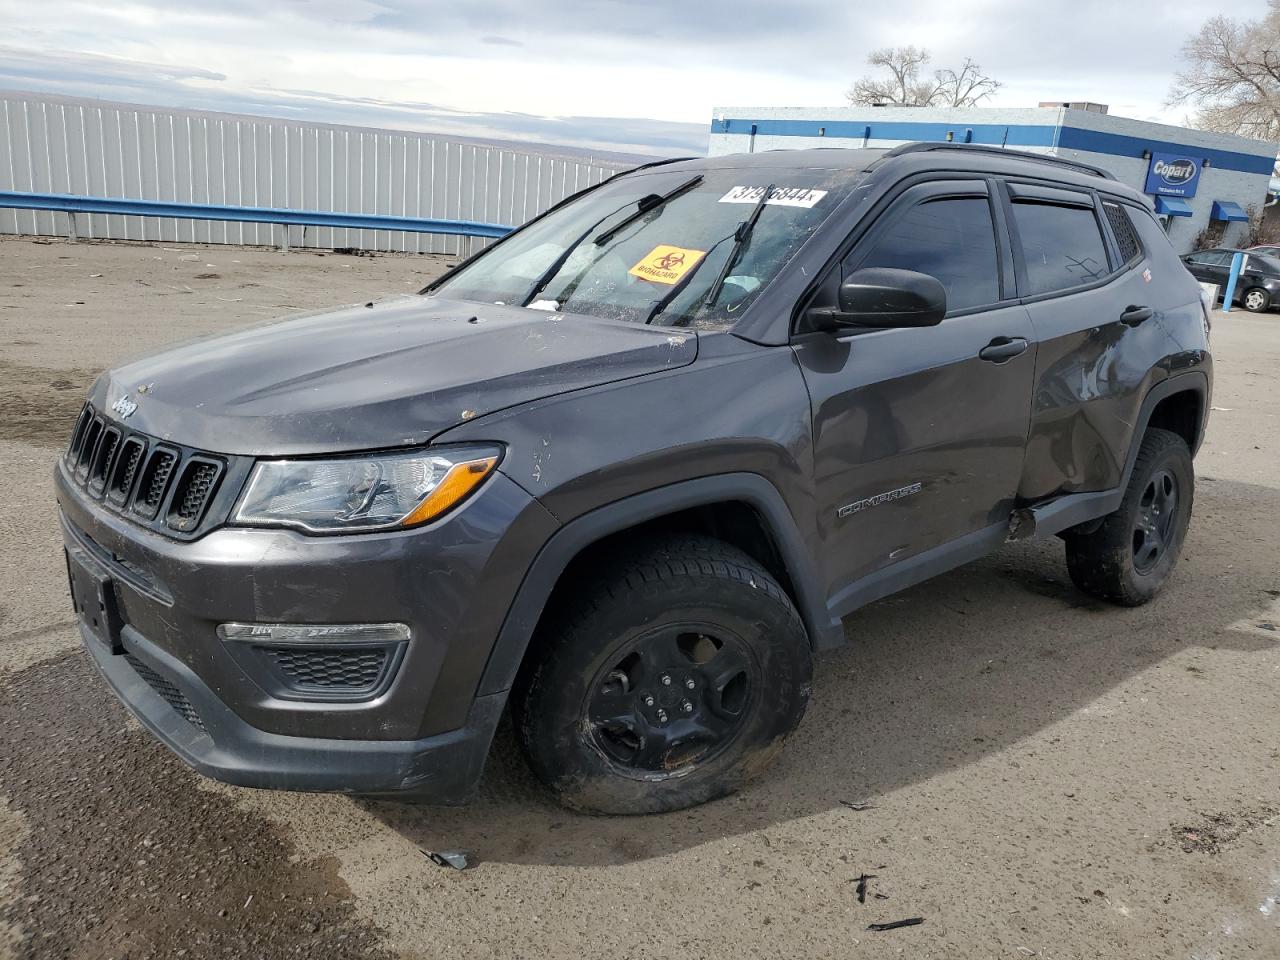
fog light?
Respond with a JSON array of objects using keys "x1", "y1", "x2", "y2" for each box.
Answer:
[
  {"x1": 216, "y1": 622, "x2": 410, "y2": 644},
  {"x1": 217, "y1": 622, "x2": 410, "y2": 703}
]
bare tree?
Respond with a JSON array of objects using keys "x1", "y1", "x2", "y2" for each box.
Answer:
[
  {"x1": 847, "y1": 47, "x2": 1001, "y2": 107},
  {"x1": 933, "y1": 58, "x2": 1002, "y2": 108},
  {"x1": 1171, "y1": 2, "x2": 1280, "y2": 140}
]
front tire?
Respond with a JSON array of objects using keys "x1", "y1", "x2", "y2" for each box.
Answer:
[
  {"x1": 512, "y1": 535, "x2": 812, "y2": 815},
  {"x1": 1064, "y1": 428, "x2": 1193, "y2": 605},
  {"x1": 1242, "y1": 287, "x2": 1270, "y2": 313}
]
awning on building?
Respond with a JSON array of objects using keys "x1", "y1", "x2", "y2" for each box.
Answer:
[
  {"x1": 1154, "y1": 196, "x2": 1194, "y2": 217},
  {"x1": 1210, "y1": 200, "x2": 1249, "y2": 222}
]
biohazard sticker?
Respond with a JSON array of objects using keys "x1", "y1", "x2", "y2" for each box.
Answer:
[
  {"x1": 719, "y1": 185, "x2": 828, "y2": 208},
  {"x1": 628, "y1": 245, "x2": 707, "y2": 285}
]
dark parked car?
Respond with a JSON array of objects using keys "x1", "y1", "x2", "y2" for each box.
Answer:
[
  {"x1": 1182, "y1": 247, "x2": 1280, "y2": 312},
  {"x1": 58, "y1": 143, "x2": 1211, "y2": 814}
]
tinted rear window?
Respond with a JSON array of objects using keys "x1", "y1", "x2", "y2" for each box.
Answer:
[{"x1": 1012, "y1": 201, "x2": 1110, "y2": 296}]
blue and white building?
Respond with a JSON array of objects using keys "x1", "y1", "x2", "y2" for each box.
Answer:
[{"x1": 708, "y1": 105, "x2": 1277, "y2": 253}]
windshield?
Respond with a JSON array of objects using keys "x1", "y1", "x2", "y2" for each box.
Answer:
[{"x1": 430, "y1": 165, "x2": 863, "y2": 328}]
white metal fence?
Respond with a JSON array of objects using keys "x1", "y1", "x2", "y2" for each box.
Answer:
[{"x1": 0, "y1": 91, "x2": 632, "y2": 255}]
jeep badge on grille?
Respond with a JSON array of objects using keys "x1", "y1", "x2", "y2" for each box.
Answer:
[{"x1": 111, "y1": 395, "x2": 138, "y2": 419}]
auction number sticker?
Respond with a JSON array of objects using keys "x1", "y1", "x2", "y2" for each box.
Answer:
[
  {"x1": 628, "y1": 245, "x2": 707, "y2": 285},
  {"x1": 718, "y1": 185, "x2": 827, "y2": 208}
]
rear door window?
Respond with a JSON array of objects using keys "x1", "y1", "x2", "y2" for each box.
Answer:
[
  {"x1": 851, "y1": 196, "x2": 1001, "y2": 312},
  {"x1": 1011, "y1": 201, "x2": 1110, "y2": 296}
]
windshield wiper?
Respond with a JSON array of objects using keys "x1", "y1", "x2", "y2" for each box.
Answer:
[
  {"x1": 592, "y1": 175, "x2": 703, "y2": 249},
  {"x1": 701, "y1": 184, "x2": 774, "y2": 310},
  {"x1": 519, "y1": 197, "x2": 639, "y2": 307},
  {"x1": 545, "y1": 177, "x2": 705, "y2": 308},
  {"x1": 641, "y1": 232, "x2": 736, "y2": 326}
]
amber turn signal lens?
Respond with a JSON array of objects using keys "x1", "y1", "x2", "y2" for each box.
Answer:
[{"x1": 398, "y1": 456, "x2": 498, "y2": 527}]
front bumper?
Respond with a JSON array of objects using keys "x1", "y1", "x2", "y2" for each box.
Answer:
[
  {"x1": 56, "y1": 458, "x2": 558, "y2": 797},
  {"x1": 82, "y1": 621, "x2": 506, "y2": 796}
]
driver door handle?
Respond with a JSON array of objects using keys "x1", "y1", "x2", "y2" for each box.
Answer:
[
  {"x1": 979, "y1": 336, "x2": 1028, "y2": 364},
  {"x1": 1120, "y1": 305, "x2": 1153, "y2": 327}
]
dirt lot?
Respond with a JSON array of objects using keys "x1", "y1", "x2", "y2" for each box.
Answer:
[{"x1": 1, "y1": 234, "x2": 1278, "y2": 960}]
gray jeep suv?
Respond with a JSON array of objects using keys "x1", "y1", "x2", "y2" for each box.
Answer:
[{"x1": 57, "y1": 143, "x2": 1211, "y2": 814}]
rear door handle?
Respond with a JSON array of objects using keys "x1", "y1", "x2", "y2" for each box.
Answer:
[
  {"x1": 979, "y1": 336, "x2": 1028, "y2": 363},
  {"x1": 1120, "y1": 305, "x2": 1153, "y2": 326}
]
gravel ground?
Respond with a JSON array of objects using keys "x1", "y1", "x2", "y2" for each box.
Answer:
[{"x1": 1, "y1": 235, "x2": 1278, "y2": 960}]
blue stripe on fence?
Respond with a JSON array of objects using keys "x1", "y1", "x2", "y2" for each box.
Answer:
[{"x1": 0, "y1": 191, "x2": 514, "y2": 239}]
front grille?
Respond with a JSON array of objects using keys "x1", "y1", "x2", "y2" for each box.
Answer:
[
  {"x1": 62, "y1": 403, "x2": 237, "y2": 539},
  {"x1": 67, "y1": 406, "x2": 93, "y2": 464},
  {"x1": 133, "y1": 449, "x2": 178, "y2": 519},
  {"x1": 263, "y1": 647, "x2": 389, "y2": 692},
  {"x1": 87, "y1": 427, "x2": 120, "y2": 496},
  {"x1": 125, "y1": 653, "x2": 206, "y2": 731},
  {"x1": 167, "y1": 459, "x2": 223, "y2": 531},
  {"x1": 76, "y1": 417, "x2": 102, "y2": 479},
  {"x1": 107, "y1": 436, "x2": 146, "y2": 505}
]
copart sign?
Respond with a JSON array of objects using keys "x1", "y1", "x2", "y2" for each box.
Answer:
[{"x1": 1144, "y1": 152, "x2": 1201, "y2": 199}]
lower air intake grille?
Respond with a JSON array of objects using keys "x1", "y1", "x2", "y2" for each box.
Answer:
[
  {"x1": 125, "y1": 654, "x2": 206, "y2": 731},
  {"x1": 263, "y1": 647, "x2": 389, "y2": 691}
]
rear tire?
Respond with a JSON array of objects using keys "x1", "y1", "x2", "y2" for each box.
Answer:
[
  {"x1": 1242, "y1": 287, "x2": 1270, "y2": 313},
  {"x1": 512, "y1": 535, "x2": 812, "y2": 815},
  {"x1": 1064, "y1": 428, "x2": 1193, "y2": 605}
]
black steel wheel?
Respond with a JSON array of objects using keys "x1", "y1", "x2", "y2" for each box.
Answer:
[
  {"x1": 513, "y1": 535, "x2": 811, "y2": 815},
  {"x1": 1065, "y1": 428, "x2": 1194, "y2": 605},
  {"x1": 1131, "y1": 467, "x2": 1179, "y2": 575},
  {"x1": 584, "y1": 625, "x2": 760, "y2": 777}
]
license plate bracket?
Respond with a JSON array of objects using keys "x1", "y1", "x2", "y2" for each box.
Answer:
[{"x1": 65, "y1": 546, "x2": 124, "y2": 654}]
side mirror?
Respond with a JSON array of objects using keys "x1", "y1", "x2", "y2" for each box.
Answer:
[{"x1": 809, "y1": 267, "x2": 947, "y2": 330}]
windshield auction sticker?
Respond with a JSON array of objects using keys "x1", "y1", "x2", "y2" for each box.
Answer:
[
  {"x1": 719, "y1": 186, "x2": 827, "y2": 208},
  {"x1": 628, "y1": 245, "x2": 707, "y2": 285}
]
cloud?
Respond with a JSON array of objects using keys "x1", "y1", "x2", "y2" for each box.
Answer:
[
  {"x1": 0, "y1": 48, "x2": 707, "y2": 158},
  {"x1": 0, "y1": 46, "x2": 226, "y2": 87},
  {"x1": 0, "y1": 0, "x2": 1268, "y2": 157}
]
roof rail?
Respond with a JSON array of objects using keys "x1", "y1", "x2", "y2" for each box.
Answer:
[{"x1": 880, "y1": 142, "x2": 1116, "y2": 180}]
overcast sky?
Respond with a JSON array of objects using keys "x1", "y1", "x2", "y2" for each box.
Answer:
[{"x1": 0, "y1": 0, "x2": 1265, "y2": 157}]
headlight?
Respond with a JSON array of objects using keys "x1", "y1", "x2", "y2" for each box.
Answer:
[{"x1": 231, "y1": 446, "x2": 501, "y2": 534}]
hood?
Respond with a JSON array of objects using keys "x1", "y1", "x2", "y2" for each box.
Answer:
[{"x1": 90, "y1": 295, "x2": 698, "y2": 455}]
